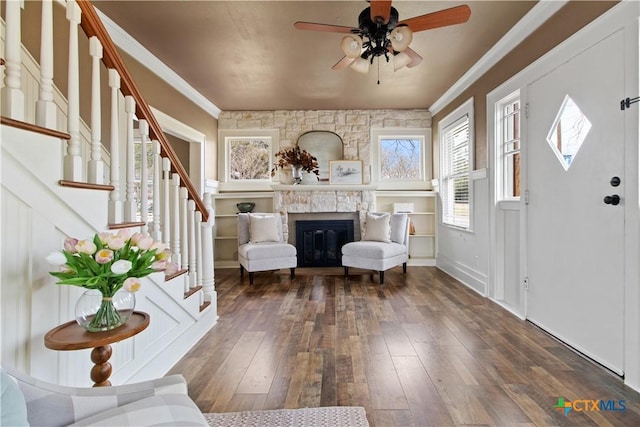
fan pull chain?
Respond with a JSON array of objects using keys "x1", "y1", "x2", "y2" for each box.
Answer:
[{"x1": 377, "y1": 58, "x2": 380, "y2": 85}]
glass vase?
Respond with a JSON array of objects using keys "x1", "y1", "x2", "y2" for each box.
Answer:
[
  {"x1": 291, "y1": 165, "x2": 303, "y2": 185},
  {"x1": 75, "y1": 289, "x2": 135, "y2": 332}
]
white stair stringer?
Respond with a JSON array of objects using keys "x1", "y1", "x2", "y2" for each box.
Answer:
[{"x1": 1, "y1": 125, "x2": 217, "y2": 387}]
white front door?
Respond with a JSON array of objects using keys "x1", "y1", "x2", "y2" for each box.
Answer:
[{"x1": 525, "y1": 29, "x2": 625, "y2": 374}]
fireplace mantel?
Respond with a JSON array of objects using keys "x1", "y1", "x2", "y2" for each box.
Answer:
[
  {"x1": 272, "y1": 183, "x2": 376, "y2": 214},
  {"x1": 271, "y1": 183, "x2": 378, "y2": 192}
]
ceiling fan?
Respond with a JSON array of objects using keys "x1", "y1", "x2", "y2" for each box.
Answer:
[{"x1": 294, "y1": 0, "x2": 471, "y2": 75}]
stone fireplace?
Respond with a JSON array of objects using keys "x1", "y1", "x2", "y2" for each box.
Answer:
[{"x1": 272, "y1": 183, "x2": 377, "y2": 245}]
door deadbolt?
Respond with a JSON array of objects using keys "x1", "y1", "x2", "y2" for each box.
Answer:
[
  {"x1": 604, "y1": 194, "x2": 621, "y2": 205},
  {"x1": 610, "y1": 176, "x2": 621, "y2": 187}
]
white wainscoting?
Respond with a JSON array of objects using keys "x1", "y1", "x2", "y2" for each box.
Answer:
[
  {"x1": 436, "y1": 170, "x2": 489, "y2": 295},
  {"x1": 1, "y1": 126, "x2": 216, "y2": 386}
]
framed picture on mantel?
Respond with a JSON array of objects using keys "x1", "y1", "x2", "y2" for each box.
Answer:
[{"x1": 329, "y1": 160, "x2": 363, "y2": 185}]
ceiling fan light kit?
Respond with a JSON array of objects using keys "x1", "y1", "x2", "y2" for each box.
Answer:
[
  {"x1": 390, "y1": 26, "x2": 412, "y2": 52},
  {"x1": 393, "y1": 51, "x2": 413, "y2": 72},
  {"x1": 341, "y1": 35, "x2": 363, "y2": 58},
  {"x1": 295, "y1": 1, "x2": 470, "y2": 77},
  {"x1": 351, "y1": 57, "x2": 371, "y2": 74}
]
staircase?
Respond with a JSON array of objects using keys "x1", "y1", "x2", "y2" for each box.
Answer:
[{"x1": 1, "y1": 0, "x2": 217, "y2": 387}]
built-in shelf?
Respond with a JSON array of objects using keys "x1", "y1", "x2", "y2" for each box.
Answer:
[
  {"x1": 375, "y1": 190, "x2": 437, "y2": 266},
  {"x1": 212, "y1": 188, "x2": 438, "y2": 268}
]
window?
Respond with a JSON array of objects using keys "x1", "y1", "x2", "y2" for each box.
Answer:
[
  {"x1": 370, "y1": 128, "x2": 431, "y2": 190},
  {"x1": 218, "y1": 129, "x2": 279, "y2": 191},
  {"x1": 497, "y1": 91, "x2": 521, "y2": 199},
  {"x1": 227, "y1": 137, "x2": 271, "y2": 181},
  {"x1": 379, "y1": 137, "x2": 423, "y2": 179},
  {"x1": 439, "y1": 99, "x2": 473, "y2": 229}
]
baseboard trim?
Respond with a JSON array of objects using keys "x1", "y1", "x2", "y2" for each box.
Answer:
[{"x1": 436, "y1": 254, "x2": 487, "y2": 295}]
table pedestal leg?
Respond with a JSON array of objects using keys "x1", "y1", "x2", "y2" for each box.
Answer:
[{"x1": 90, "y1": 345, "x2": 112, "y2": 387}]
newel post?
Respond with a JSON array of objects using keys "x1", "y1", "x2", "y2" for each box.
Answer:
[
  {"x1": 180, "y1": 187, "x2": 189, "y2": 291},
  {"x1": 188, "y1": 200, "x2": 198, "y2": 289},
  {"x1": 201, "y1": 193, "x2": 216, "y2": 304}
]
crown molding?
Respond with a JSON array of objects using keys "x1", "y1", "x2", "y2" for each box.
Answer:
[
  {"x1": 429, "y1": 0, "x2": 568, "y2": 116},
  {"x1": 96, "y1": 9, "x2": 221, "y2": 119}
]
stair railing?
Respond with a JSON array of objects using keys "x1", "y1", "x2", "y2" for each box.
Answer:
[{"x1": 0, "y1": 0, "x2": 216, "y2": 305}]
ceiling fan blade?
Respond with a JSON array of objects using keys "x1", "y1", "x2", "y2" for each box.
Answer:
[
  {"x1": 294, "y1": 21, "x2": 355, "y2": 34},
  {"x1": 370, "y1": 0, "x2": 392, "y2": 24},
  {"x1": 399, "y1": 5, "x2": 471, "y2": 32},
  {"x1": 332, "y1": 56, "x2": 356, "y2": 70},
  {"x1": 404, "y1": 47, "x2": 423, "y2": 68}
]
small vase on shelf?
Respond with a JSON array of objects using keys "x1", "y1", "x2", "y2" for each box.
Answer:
[{"x1": 75, "y1": 289, "x2": 135, "y2": 332}]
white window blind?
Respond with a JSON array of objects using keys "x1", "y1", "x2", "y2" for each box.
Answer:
[{"x1": 440, "y1": 115, "x2": 470, "y2": 229}]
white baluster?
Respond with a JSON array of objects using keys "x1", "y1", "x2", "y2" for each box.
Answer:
[
  {"x1": 180, "y1": 188, "x2": 189, "y2": 291},
  {"x1": 87, "y1": 37, "x2": 104, "y2": 184},
  {"x1": 188, "y1": 200, "x2": 197, "y2": 289},
  {"x1": 108, "y1": 70, "x2": 122, "y2": 224},
  {"x1": 201, "y1": 193, "x2": 216, "y2": 304},
  {"x1": 170, "y1": 173, "x2": 181, "y2": 266},
  {"x1": 36, "y1": 0, "x2": 56, "y2": 128},
  {"x1": 151, "y1": 141, "x2": 162, "y2": 241},
  {"x1": 63, "y1": 0, "x2": 82, "y2": 182},
  {"x1": 195, "y1": 211, "x2": 203, "y2": 287},
  {"x1": 162, "y1": 158, "x2": 172, "y2": 247},
  {"x1": 124, "y1": 96, "x2": 137, "y2": 221},
  {"x1": 1, "y1": 0, "x2": 24, "y2": 120},
  {"x1": 138, "y1": 120, "x2": 149, "y2": 233}
]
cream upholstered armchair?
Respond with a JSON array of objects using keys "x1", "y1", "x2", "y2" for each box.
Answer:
[
  {"x1": 341, "y1": 212, "x2": 410, "y2": 285},
  {"x1": 237, "y1": 212, "x2": 297, "y2": 285}
]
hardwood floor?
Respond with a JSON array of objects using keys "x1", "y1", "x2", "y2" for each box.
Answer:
[{"x1": 169, "y1": 267, "x2": 640, "y2": 426}]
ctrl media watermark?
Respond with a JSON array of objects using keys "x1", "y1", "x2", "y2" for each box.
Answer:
[{"x1": 554, "y1": 397, "x2": 626, "y2": 415}]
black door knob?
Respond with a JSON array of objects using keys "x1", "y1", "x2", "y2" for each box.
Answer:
[{"x1": 604, "y1": 195, "x2": 620, "y2": 205}]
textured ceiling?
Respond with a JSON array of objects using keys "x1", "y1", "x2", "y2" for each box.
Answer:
[{"x1": 93, "y1": 1, "x2": 537, "y2": 112}]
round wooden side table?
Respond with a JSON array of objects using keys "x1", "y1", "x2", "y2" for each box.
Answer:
[{"x1": 44, "y1": 311, "x2": 150, "y2": 387}]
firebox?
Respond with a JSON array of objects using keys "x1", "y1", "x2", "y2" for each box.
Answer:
[{"x1": 295, "y1": 220, "x2": 355, "y2": 267}]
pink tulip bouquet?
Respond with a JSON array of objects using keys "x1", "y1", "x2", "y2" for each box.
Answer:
[{"x1": 46, "y1": 230, "x2": 178, "y2": 330}]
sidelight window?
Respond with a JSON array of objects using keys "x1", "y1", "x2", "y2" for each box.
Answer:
[{"x1": 496, "y1": 91, "x2": 521, "y2": 200}]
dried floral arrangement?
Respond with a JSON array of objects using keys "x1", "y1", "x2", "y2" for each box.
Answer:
[{"x1": 271, "y1": 145, "x2": 319, "y2": 176}]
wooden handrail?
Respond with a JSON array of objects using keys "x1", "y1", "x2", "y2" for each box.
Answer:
[
  {"x1": 1, "y1": 116, "x2": 71, "y2": 139},
  {"x1": 76, "y1": 0, "x2": 208, "y2": 221}
]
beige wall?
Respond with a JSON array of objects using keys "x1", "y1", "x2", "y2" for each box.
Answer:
[
  {"x1": 431, "y1": 0, "x2": 618, "y2": 172},
  {"x1": 218, "y1": 109, "x2": 431, "y2": 183},
  {"x1": 118, "y1": 50, "x2": 218, "y2": 180}
]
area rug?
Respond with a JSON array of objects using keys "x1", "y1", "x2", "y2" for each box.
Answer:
[{"x1": 204, "y1": 406, "x2": 369, "y2": 427}]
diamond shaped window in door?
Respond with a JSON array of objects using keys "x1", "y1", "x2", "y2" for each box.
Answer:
[{"x1": 546, "y1": 95, "x2": 592, "y2": 170}]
